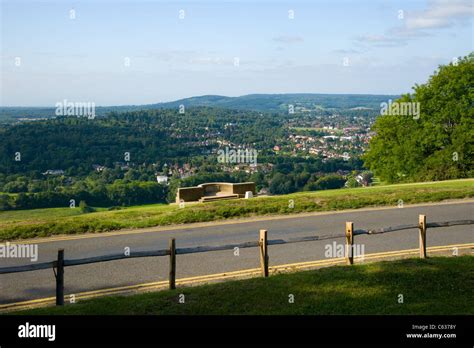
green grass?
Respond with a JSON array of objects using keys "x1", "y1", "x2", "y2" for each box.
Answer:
[
  {"x1": 1, "y1": 178, "x2": 473, "y2": 241},
  {"x1": 11, "y1": 256, "x2": 474, "y2": 315}
]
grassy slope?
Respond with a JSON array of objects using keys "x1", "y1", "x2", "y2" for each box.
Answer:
[
  {"x1": 12, "y1": 256, "x2": 474, "y2": 315},
  {"x1": 1, "y1": 178, "x2": 473, "y2": 241}
]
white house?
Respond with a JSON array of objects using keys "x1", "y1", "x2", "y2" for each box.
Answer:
[
  {"x1": 42, "y1": 169, "x2": 65, "y2": 176},
  {"x1": 156, "y1": 175, "x2": 169, "y2": 185}
]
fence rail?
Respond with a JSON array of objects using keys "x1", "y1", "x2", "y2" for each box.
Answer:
[{"x1": 0, "y1": 216, "x2": 472, "y2": 306}]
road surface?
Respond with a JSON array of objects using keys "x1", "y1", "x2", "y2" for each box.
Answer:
[{"x1": 0, "y1": 201, "x2": 473, "y2": 304}]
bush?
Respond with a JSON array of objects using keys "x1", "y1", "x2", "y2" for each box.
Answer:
[{"x1": 79, "y1": 200, "x2": 95, "y2": 213}]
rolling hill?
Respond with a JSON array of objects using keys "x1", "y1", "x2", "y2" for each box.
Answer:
[{"x1": 0, "y1": 93, "x2": 399, "y2": 123}]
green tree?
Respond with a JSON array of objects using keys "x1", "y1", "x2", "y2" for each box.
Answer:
[
  {"x1": 269, "y1": 173, "x2": 295, "y2": 194},
  {"x1": 314, "y1": 175, "x2": 346, "y2": 190},
  {"x1": 79, "y1": 200, "x2": 95, "y2": 213},
  {"x1": 364, "y1": 53, "x2": 474, "y2": 183},
  {"x1": 345, "y1": 177, "x2": 360, "y2": 188}
]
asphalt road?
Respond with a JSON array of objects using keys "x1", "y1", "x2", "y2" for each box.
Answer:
[{"x1": 0, "y1": 201, "x2": 473, "y2": 304}]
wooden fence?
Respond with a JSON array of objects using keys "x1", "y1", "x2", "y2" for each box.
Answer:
[{"x1": 0, "y1": 215, "x2": 472, "y2": 306}]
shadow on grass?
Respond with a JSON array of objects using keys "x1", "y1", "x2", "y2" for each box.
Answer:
[{"x1": 10, "y1": 256, "x2": 474, "y2": 316}]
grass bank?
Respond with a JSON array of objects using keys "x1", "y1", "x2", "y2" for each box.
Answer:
[
  {"x1": 11, "y1": 256, "x2": 474, "y2": 315},
  {"x1": 1, "y1": 178, "x2": 473, "y2": 241}
]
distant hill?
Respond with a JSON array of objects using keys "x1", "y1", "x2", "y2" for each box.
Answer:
[
  {"x1": 150, "y1": 93, "x2": 399, "y2": 112},
  {"x1": 0, "y1": 93, "x2": 399, "y2": 123}
]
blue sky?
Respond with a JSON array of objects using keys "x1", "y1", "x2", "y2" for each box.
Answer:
[{"x1": 1, "y1": 0, "x2": 472, "y2": 106}]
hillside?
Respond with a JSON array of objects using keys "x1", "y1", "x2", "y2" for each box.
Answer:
[
  {"x1": 0, "y1": 105, "x2": 369, "y2": 211},
  {"x1": 0, "y1": 93, "x2": 398, "y2": 123},
  {"x1": 1, "y1": 178, "x2": 472, "y2": 241},
  {"x1": 151, "y1": 93, "x2": 399, "y2": 112}
]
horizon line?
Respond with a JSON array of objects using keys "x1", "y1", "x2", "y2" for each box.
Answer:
[{"x1": 0, "y1": 92, "x2": 403, "y2": 108}]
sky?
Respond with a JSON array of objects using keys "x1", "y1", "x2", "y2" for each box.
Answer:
[{"x1": 1, "y1": 0, "x2": 472, "y2": 106}]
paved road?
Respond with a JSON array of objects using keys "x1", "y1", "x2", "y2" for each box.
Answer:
[{"x1": 0, "y1": 201, "x2": 473, "y2": 304}]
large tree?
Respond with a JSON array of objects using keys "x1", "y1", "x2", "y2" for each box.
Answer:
[{"x1": 364, "y1": 53, "x2": 474, "y2": 183}]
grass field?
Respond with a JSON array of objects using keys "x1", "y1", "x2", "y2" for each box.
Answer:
[
  {"x1": 1, "y1": 178, "x2": 473, "y2": 241},
  {"x1": 11, "y1": 256, "x2": 473, "y2": 315}
]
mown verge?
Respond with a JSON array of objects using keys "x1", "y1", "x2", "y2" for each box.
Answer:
[
  {"x1": 1, "y1": 178, "x2": 473, "y2": 241},
  {"x1": 11, "y1": 256, "x2": 474, "y2": 315}
]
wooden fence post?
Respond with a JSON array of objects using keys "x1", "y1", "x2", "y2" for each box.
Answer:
[
  {"x1": 345, "y1": 222, "x2": 354, "y2": 265},
  {"x1": 169, "y1": 238, "x2": 176, "y2": 289},
  {"x1": 55, "y1": 249, "x2": 64, "y2": 306},
  {"x1": 418, "y1": 215, "x2": 427, "y2": 259},
  {"x1": 259, "y1": 229, "x2": 269, "y2": 277}
]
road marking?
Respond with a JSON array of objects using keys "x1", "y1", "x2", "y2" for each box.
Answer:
[
  {"x1": 10, "y1": 199, "x2": 474, "y2": 244},
  {"x1": 1, "y1": 243, "x2": 472, "y2": 313}
]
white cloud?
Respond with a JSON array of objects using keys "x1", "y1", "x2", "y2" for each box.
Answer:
[
  {"x1": 332, "y1": 48, "x2": 362, "y2": 54},
  {"x1": 405, "y1": 0, "x2": 473, "y2": 30},
  {"x1": 272, "y1": 35, "x2": 304, "y2": 44},
  {"x1": 355, "y1": 34, "x2": 407, "y2": 47},
  {"x1": 356, "y1": 34, "x2": 389, "y2": 42},
  {"x1": 354, "y1": 0, "x2": 473, "y2": 48}
]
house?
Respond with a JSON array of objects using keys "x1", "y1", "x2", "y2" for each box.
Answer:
[
  {"x1": 92, "y1": 164, "x2": 107, "y2": 172},
  {"x1": 42, "y1": 169, "x2": 64, "y2": 176},
  {"x1": 355, "y1": 172, "x2": 373, "y2": 186},
  {"x1": 156, "y1": 175, "x2": 169, "y2": 185},
  {"x1": 113, "y1": 162, "x2": 130, "y2": 170}
]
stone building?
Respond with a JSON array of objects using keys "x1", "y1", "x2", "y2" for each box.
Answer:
[{"x1": 176, "y1": 182, "x2": 256, "y2": 203}]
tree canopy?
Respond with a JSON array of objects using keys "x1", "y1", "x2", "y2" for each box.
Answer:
[{"x1": 364, "y1": 53, "x2": 474, "y2": 183}]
